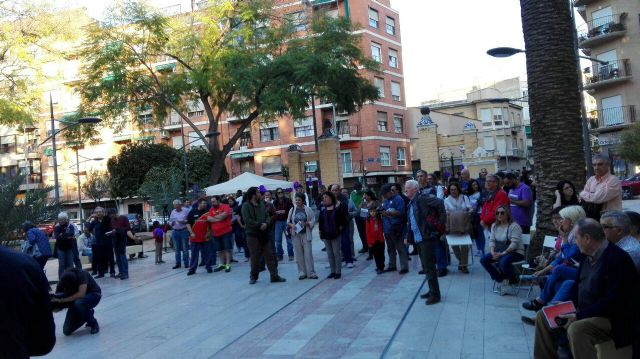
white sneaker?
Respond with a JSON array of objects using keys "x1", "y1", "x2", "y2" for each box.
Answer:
[
  {"x1": 500, "y1": 280, "x2": 511, "y2": 296},
  {"x1": 347, "y1": 263, "x2": 354, "y2": 269}
]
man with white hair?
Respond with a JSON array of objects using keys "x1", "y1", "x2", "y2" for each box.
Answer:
[
  {"x1": 170, "y1": 199, "x2": 190, "y2": 269},
  {"x1": 579, "y1": 154, "x2": 622, "y2": 220},
  {"x1": 600, "y1": 211, "x2": 640, "y2": 271},
  {"x1": 54, "y1": 212, "x2": 80, "y2": 278},
  {"x1": 405, "y1": 179, "x2": 444, "y2": 305}
]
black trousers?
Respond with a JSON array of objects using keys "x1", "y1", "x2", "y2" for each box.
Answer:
[
  {"x1": 248, "y1": 236, "x2": 279, "y2": 281},
  {"x1": 354, "y1": 217, "x2": 368, "y2": 251},
  {"x1": 95, "y1": 243, "x2": 115, "y2": 275},
  {"x1": 417, "y1": 240, "x2": 440, "y2": 297},
  {"x1": 371, "y1": 241, "x2": 385, "y2": 270}
]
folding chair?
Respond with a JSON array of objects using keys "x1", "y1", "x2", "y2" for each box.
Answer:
[{"x1": 515, "y1": 235, "x2": 557, "y2": 297}]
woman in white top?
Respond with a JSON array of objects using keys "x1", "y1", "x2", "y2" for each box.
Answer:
[
  {"x1": 479, "y1": 204, "x2": 525, "y2": 295},
  {"x1": 444, "y1": 182, "x2": 473, "y2": 273}
]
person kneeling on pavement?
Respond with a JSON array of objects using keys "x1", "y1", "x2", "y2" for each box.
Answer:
[{"x1": 52, "y1": 267, "x2": 102, "y2": 336}]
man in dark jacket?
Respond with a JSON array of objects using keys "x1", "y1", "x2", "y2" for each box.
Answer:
[
  {"x1": 0, "y1": 247, "x2": 56, "y2": 358},
  {"x1": 533, "y1": 218, "x2": 640, "y2": 359},
  {"x1": 405, "y1": 180, "x2": 445, "y2": 305},
  {"x1": 241, "y1": 186, "x2": 286, "y2": 285},
  {"x1": 273, "y1": 188, "x2": 294, "y2": 261},
  {"x1": 330, "y1": 184, "x2": 354, "y2": 266},
  {"x1": 87, "y1": 207, "x2": 116, "y2": 278}
]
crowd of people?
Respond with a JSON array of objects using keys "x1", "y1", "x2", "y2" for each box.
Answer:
[{"x1": 4, "y1": 153, "x2": 640, "y2": 358}]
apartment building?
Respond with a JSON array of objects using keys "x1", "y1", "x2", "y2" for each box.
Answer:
[
  {"x1": 575, "y1": 0, "x2": 640, "y2": 176},
  {"x1": 0, "y1": 126, "x2": 43, "y2": 193}
]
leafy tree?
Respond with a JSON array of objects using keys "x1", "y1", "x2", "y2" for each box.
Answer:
[
  {"x1": 82, "y1": 170, "x2": 110, "y2": 205},
  {"x1": 74, "y1": 0, "x2": 379, "y2": 185},
  {"x1": 0, "y1": 175, "x2": 58, "y2": 243},
  {"x1": 0, "y1": 2, "x2": 89, "y2": 125},
  {"x1": 138, "y1": 165, "x2": 183, "y2": 218},
  {"x1": 618, "y1": 122, "x2": 640, "y2": 165},
  {"x1": 172, "y1": 147, "x2": 229, "y2": 191},
  {"x1": 106, "y1": 142, "x2": 177, "y2": 198}
]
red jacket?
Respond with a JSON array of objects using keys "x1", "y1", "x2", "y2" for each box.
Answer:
[
  {"x1": 365, "y1": 217, "x2": 385, "y2": 246},
  {"x1": 480, "y1": 190, "x2": 510, "y2": 227},
  {"x1": 190, "y1": 214, "x2": 209, "y2": 243}
]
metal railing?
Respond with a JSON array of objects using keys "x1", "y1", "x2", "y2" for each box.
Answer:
[
  {"x1": 577, "y1": 13, "x2": 627, "y2": 43},
  {"x1": 584, "y1": 59, "x2": 631, "y2": 85},
  {"x1": 336, "y1": 123, "x2": 359, "y2": 138},
  {"x1": 233, "y1": 134, "x2": 253, "y2": 150},
  {"x1": 588, "y1": 105, "x2": 636, "y2": 130},
  {"x1": 341, "y1": 160, "x2": 363, "y2": 174}
]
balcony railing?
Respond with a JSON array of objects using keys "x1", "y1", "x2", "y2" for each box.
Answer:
[
  {"x1": 341, "y1": 160, "x2": 363, "y2": 176},
  {"x1": 233, "y1": 134, "x2": 253, "y2": 151},
  {"x1": 336, "y1": 123, "x2": 359, "y2": 139},
  {"x1": 577, "y1": 13, "x2": 627, "y2": 47},
  {"x1": 584, "y1": 59, "x2": 631, "y2": 89},
  {"x1": 589, "y1": 105, "x2": 636, "y2": 131}
]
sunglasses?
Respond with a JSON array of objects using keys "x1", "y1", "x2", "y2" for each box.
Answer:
[{"x1": 495, "y1": 211, "x2": 506, "y2": 215}]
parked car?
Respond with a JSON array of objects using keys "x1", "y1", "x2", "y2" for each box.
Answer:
[
  {"x1": 621, "y1": 174, "x2": 640, "y2": 200},
  {"x1": 126, "y1": 214, "x2": 147, "y2": 232}
]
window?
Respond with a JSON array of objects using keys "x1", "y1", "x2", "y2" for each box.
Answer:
[
  {"x1": 393, "y1": 115, "x2": 403, "y2": 133},
  {"x1": 371, "y1": 43, "x2": 382, "y2": 63},
  {"x1": 262, "y1": 156, "x2": 281, "y2": 174},
  {"x1": 172, "y1": 135, "x2": 183, "y2": 149},
  {"x1": 492, "y1": 108, "x2": 503, "y2": 126},
  {"x1": 483, "y1": 135, "x2": 495, "y2": 151},
  {"x1": 385, "y1": 16, "x2": 395, "y2": 35},
  {"x1": 479, "y1": 108, "x2": 492, "y2": 125},
  {"x1": 341, "y1": 151, "x2": 353, "y2": 173},
  {"x1": 390, "y1": 81, "x2": 401, "y2": 101},
  {"x1": 239, "y1": 159, "x2": 254, "y2": 173},
  {"x1": 502, "y1": 108, "x2": 510, "y2": 126},
  {"x1": 285, "y1": 11, "x2": 307, "y2": 32},
  {"x1": 294, "y1": 118, "x2": 314, "y2": 138},
  {"x1": 377, "y1": 112, "x2": 388, "y2": 132},
  {"x1": 380, "y1": 146, "x2": 391, "y2": 166},
  {"x1": 397, "y1": 147, "x2": 406, "y2": 166},
  {"x1": 305, "y1": 161, "x2": 317, "y2": 173},
  {"x1": 188, "y1": 132, "x2": 205, "y2": 148},
  {"x1": 388, "y1": 49, "x2": 398, "y2": 69},
  {"x1": 368, "y1": 8, "x2": 379, "y2": 28},
  {"x1": 374, "y1": 77, "x2": 385, "y2": 98},
  {"x1": 260, "y1": 126, "x2": 280, "y2": 142},
  {"x1": 137, "y1": 113, "x2": 152, "y2": 123}
]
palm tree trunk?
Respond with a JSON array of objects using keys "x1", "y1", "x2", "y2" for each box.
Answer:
[{"x1": 520, "y1": 0, "x2": 586, "y2": 253}]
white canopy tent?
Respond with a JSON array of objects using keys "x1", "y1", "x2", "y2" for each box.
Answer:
[{"x1": 204, "y1": 172, "x2": 294, "y2": 196}]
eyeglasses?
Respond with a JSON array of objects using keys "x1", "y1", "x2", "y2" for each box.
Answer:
[
  {"x1": 495, "y1": 211, "x2": 506, "y2": 215},
  {"x1": 277, "y1": 192, "x2": 283, "y2": 194},
  {"x1": 601, "y1": 224, "x2": 619, "y2": 229}
]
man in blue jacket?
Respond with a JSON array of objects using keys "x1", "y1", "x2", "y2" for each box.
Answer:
[{"x1": 533, "y1": 218, "x2": 639, "y2": 359}]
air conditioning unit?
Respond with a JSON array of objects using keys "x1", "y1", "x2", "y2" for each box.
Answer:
[{"x1": 239, "y1": 146, "x2": 248, "y2": 151}]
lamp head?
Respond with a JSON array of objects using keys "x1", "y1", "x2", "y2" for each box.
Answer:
[
  {"x1": 486, "y1": 47, "x2": 525, "y2": 58},
  {"x1": 77, "y1": 117, "x2": 102, "y2": 124}
]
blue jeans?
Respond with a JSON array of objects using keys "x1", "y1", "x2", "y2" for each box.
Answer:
[
  {"x1": 480, "y1": 252, "x2": 525, "y2": 283},
  {"x1": 435, "y1": 239, "x2": 448, "y2": 271},
  {"x1": 539, "y1": 265, "x2": 577, "y2": 303},
  {"x1": 58, "y1": 249, "x2": 75, "y2": 278},
  {"x1": 274, "y1": 220, "x2": 293, "y2": 258},
  {"x1": 63, "y1": 292, "x2": 101, "y2": 336},
  {"x1": 82, "y1": 248, "x2": 92, "y2": 263},
  {"x1": 474, "y1": 216, "x2": 486, "y2": 254},
  {"x1": 552, "y1": 280, "x2": 576, "y2": 302},
  {"x1": 115, "y1": 251, "x2": 128, "y2": 277},
  {"x1": 190, "y1": 242, "x2": 212, "y2": 272},
  {"x1": 172, "y1": 229, "x2": 190, "y2": 267}
]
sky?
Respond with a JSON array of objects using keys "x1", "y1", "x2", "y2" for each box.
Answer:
[{"x1": 56, "y1": 0, "x2": 583, "y2": 107}]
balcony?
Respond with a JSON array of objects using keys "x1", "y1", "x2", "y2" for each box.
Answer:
[
  {"x1": 584, "y1": 59, "x2": 631, "y2": 91},
  {"x1": 341, "y1": 160, "x2": 363, "y2": 178},
  {"x1": 588, "y1": 105, "x2": 636, "y2": 132},
  {"x1": 577, "y1": 13, "x2": 627, "y2": 49},
  {"x1": 336, "y1": 123, "x2": 359, "y2": 141}
]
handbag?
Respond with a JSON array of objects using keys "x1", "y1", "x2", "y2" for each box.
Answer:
[{"x1": 447, "y1": 211, "x2": 471, "y2": 234}]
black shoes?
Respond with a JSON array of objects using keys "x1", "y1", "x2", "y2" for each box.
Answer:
[
  {"x1": 437, "y1": 269, "x2": 448, "y2": 277},
  {"x1": 399, "y1": 269, "x2": 409, "y2": 275},
  {"x1": 418, "y1": 270, "x2": 425, "y2": 275},
  {"x1": 172, "y1": 265, "x2": 181, "y2": 269},
  {"x1": 522, "y1": 299, "x2": 544, "y2": 312},
  {"x1": 327, "y1": 273, "x2": 336, "y2": 279},
  {"x1": 207, "y1": 268, "x2": 213, "y2": 273},
  {"x1": 249, "y1": 278, "x2": 257, "y2": 285},
  {"x1": 376, "y1": 269, "x2": 384, "y2": 275},
  {"x1": 119, "y1": 275, "x2": 129, "y2": 280},
  {"x1": 425, "y1": 295, "x2": 441, "y2": 305},
  {"x1": 89, "y1": 322, "x2": 100, "y2": 334},
  {"x1": 521, "y1": 316, "x2": 536, "y2": 326},
  {"x1": 384, "y1": 267, "x2": 397, "y2": 273},
  {"x1": 187, "y1": 271, "x2": 195, "y2": 276},
  {"x1": 358, "y1": 248, "x2": 368, "y2": 254},
  {"x1": 334, "y1": 273, "x2": 341, "y2": 279},
  {"x1": 270, "y1": 276, "x2": 286, "y2": 283},
  {"x1": 420, "y1": 292, "x2": 431, "y2": 299},
  {"x1": 366, "y1": 256, "x2": 373, "y2": 261}
]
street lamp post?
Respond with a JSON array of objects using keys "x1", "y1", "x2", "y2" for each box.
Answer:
[
  {"x1": 71, "y1": 150, "x2": 104, "y2": 230},
  {"x1": 486, "y1": 46, "x2": 601, "y2": 177},
  {"x1": 40, "y1": 103, "x2": 102, "y2": 203}
]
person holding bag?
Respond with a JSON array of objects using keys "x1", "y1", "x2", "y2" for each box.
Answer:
[
  {"x1": 187, "y1": 200, "x2": 213, "y2": 275},
  {"x1": 444, "y1": 182, "x2": 473, "y2": 274},
  {"x1": 479, "y1": 204, "x2": 525, "y2": 295},
  {"x1": 287, "y1": 193, "x2": 317, "y2": 280}
]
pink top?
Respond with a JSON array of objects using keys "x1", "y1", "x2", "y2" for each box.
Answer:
[{"x1": 579, "y1": 173, "x2": 622, "y2": 212}]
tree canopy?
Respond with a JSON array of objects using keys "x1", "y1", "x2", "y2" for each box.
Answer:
[
  {"x1": 74, "y1": 0, "x2": 379, "y2": 184},
  {"x1": 138, "y1": 165, "x2": 183, "y2": 213},
  {"x1": 82, "y1": 170, "x2": 110, "y2": 204},
  {"x1": 618, "y1": 122, "x2": 640, "y2": 166}
]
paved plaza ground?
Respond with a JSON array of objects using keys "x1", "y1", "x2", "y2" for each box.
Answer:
[{"x1": 42, "y1": 199, "x2": 640, "y2": 359}]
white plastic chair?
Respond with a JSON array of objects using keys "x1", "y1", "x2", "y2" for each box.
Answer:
[
  {"x1": 516, "y1": 235, "x2": 558, "y2": 297},
  {"x1": 447, "y1": 233, "x2": 474, "y2": 268}
]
